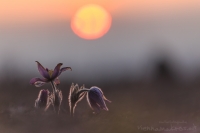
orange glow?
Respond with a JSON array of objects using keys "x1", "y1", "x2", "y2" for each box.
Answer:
[
  {"x1": 71, "y1": 4, "x2": 112, "y2": 40},
  {"x1": 0, "y1": 0, "x2": 200, "y2": 27}
]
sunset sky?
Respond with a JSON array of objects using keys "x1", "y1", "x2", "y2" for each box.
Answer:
[
  {"x1": 0, "y1": 0, "x2": 200, "y2": 83},
  {"x1": 0, "y1": 0, "x2": 199, "y2": 25}
]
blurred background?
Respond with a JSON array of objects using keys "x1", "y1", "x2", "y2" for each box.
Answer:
[
  {"x1": 0, "y1": 0, "x2": 200, "y2": 133},
  {"x1": 0, "y1": 0, "x2": 200, "y2": 84}
]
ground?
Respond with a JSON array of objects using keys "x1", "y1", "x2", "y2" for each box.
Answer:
[{"x1": 0, "y1": 80, "x2": 199, "y2": 133}]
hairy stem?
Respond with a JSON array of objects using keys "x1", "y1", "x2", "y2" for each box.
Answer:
[
  {"x1": 77, "y1": 89, "x2": 90, "y2": 96},
  {"x1": 50, "y1": 81, "x2": 58, "y2": 113},
  {"x1": 70, "y1": 104, "x2": 75, "y2": 117},
  {"x1": 50, "y1": 81, "x2": 57, "y2": 93}
]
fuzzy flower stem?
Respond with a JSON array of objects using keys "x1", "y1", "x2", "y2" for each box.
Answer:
[
  {"x1": 70, "y1": 88, "x2": 89, "y2": 117},
  {"x1": 50, "y1": 81, "x2": 57, "y2": 93},
  {"x1": 70, "y1": 105, "x2": 75, "y2": 117},
  {"x1": 77, "y1": 89, "x2": 90, "y2": 96}
]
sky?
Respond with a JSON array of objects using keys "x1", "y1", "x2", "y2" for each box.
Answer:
[
  {"x1": 1, "y1": 0, "x2": 199, "y2": 25},
  {"x1": 0, "y1": 0, "x2": 200, "y2": 83}
]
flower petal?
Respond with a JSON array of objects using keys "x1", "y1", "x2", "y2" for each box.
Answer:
[
  {"x1": 103, "y1": 95, "x2": 112, "y2": 103},
  {"x1": 35, "y1": 61, "x2": 50, "y2": 79},
  {"x1": 87, "y1": 94, "x2": 101, "y2": 111},
  {"x1": 54, "y1": 77, "x2": 60, "y2": 85},
  {"x1": 30, "y1": 77, "x2": 47, "y2": 84},
  {"x1": 58, "y1": 67, "x2": 72, "y2": 76},
  {"x1": 51, "y1": 63, "x2": 63, "y2": 79},
  {"x1": 35, "y1": 82, "x2": 46, "y2": 87},
  {"x1": 87, "y1": 87, "x2": 109, "y2": 111},
  {"x1": 92, "y1": 86, "x2": 111, "y2": 103},
  {"x1": 60, "y1": 67, "x2": 72, "y2": 72},
  {"x1": 30, "y1": 78, "x2": 48, "y2": 87}
]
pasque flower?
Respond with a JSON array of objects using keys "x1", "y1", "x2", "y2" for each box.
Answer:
[
  {"x1": 30, "y1": 61, "x2": 72, "y2": 90},
  {"x1": 68, "y1": 83, "x2": 87, "y2": 116},
  {"x1": 30, "y1": 61, "x2": 71, "y2": 114},
  {"x1": 68, "y1": 85, "x2": 111, "y2": 115},
  {"x1": 35, "y1": 89, "x2": 50, "y2": 110},
  {"x1": 87, "y1": 86, "x2": 111, "y2": 113}
]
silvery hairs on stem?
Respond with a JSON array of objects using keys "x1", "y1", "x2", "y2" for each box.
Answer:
[
  {"x1": 35, "y1": 89, "x2": 51, "y2": 111},
  {"x1": 49, "y1": 87, "x2": 63, "y2": 114},
  {"x1": 35, "y1": 88, "x2": 62, "y2": 113},
  {"x1": 68, "y1": 83, "x2": 87, "y2": 116}
]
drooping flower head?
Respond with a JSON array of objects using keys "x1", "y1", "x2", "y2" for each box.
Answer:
[
  {"x1": 30, "y1": 61, "x2": 72, "y2": 87},
  {"x1": 68, "y1": 83, "x2": 87, "y2": 116},
  {"x1": 87, "y1": 86, "x2": 111, "y2": 113},
  {"x1": 35, "y1": 89, "x2": 50, "y2": 109}
]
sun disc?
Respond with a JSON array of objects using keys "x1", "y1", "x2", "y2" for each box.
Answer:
[{"x1": 71, "y1": 4, "x2": 112, "y2": 40}]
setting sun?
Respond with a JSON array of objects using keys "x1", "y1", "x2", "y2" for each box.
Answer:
[{"x1": 71, "y1": 4, "x2": 112, "y2": 40}]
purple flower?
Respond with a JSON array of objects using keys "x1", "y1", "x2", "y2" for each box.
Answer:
[
  {"x1": 87, "y1": 86, "x2": 111, "y2": 113},
  {"x1": 68, "y1": 83, "x2": 87, "y2": 116},
  {"x1": 30, "y1": 61, "x2": 72, "y2": 87},
  {"x1": 35, "y1": 89, "x2": 50, "y2": 109}
]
